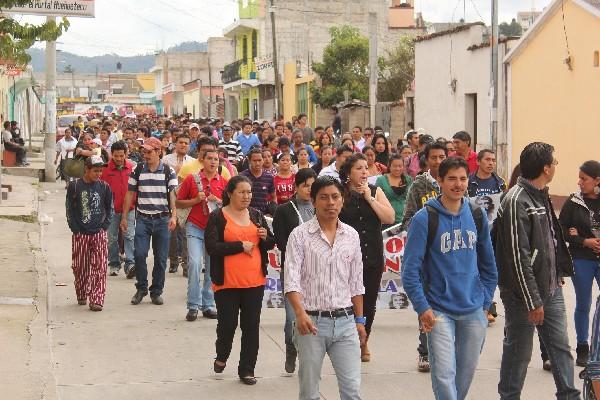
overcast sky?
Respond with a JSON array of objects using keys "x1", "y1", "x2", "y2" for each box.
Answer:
[{"x1": 22, "y1": 0, "x2": 551, "y2": 57}]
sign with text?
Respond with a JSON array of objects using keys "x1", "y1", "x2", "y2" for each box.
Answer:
[
  {"x1": 10, "y1": 0, "x2": 95, "y2": 17},
  {"x1": 254, "y1": 54, "x2": 273, "y2": 71},
  {"x1": 262, "y1": 219, "x2": 410, "y2": 310}
]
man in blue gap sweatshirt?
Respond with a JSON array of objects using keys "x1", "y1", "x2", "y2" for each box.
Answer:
[{"x1": 402, "y1": 157, "x2": 498, "y2": 400}]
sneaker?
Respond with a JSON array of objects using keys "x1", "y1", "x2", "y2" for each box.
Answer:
[
  {"x1": 285, "y1": 344, "x2": 297, "y2": 373},
  {"x1": 186, "y1": 309, "x2": 198, "y2": 321},
  {"x1": 126, "y1": 265, "x2": 136, "y2": 279},
  {"x1": 109, "y1": 267, "x2": 119, "y2": 276},
  {"x1": 418, "y1": 355, "x2": 430, "y2": 372},
  {"x1": 576, "y1": 343, "x2": 589, "y2": 367},
  {"x1": 131, "y1": 290, "x2": 147, "y2": 305},
  {"x1": 543, "y1": 359, "x2": 552, "y2": 371},
  {"x1": 150, "y1": 295, "x2": 164, "y2": 305},
  {"x1": 168, "y1": 260, "x2": 178, "y2": 273},
  {"x1": 202, "y1": 309, "x2": 218, "y2": 319}
]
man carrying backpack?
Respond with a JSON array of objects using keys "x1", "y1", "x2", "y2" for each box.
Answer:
[
  {"x1": 121, "y1": 137, "x2": 178, "y2": 306},
  {"x1": 402, "y1": 157, "x2": 498, "y2": 400}
]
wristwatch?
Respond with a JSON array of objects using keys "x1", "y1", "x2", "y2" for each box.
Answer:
[{"x1": 354, "y1": 316, "x2": 367, "y2": 325}]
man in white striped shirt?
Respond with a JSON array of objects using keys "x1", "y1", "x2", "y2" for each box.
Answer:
[
  {"x1": 218, "y1": 125, "x2": 243, "y2": 167},
  {"x1": 284, "y1": 176, "x2": 366, "y2": 400},
  {"x1": 121, "y1": 137, "x2": 178, "y2": 306}
]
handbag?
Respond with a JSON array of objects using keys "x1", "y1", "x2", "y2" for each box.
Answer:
[
  {"x1": 177, "y1": 174, "x2": 203, "y2": 227},
  {"x1": 63, "y1": 158, "x2": 85, "y2": 178}
]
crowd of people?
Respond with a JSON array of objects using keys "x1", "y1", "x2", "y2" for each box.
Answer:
[{"x1": 62, "y1": 112, "x2": 600, "y2": 399}]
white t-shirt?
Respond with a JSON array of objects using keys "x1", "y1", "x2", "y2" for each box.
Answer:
[
  {"x1": 57, "y1": 137, "x2": 78, "y2": 159},
  {"x1": 162, "y1": 153, "x2": 195, "y2": 169},
  {"x1": 2, "y1": 129, "x2": 13, "y2": 145}
]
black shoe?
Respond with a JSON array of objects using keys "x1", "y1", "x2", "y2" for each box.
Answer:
[
  {"x1": 543, "y1": 359, "x2": 552, "y2": 371},
  {"x1": 126, "y1": 266, "x2": 136, "y2": 279},
  {"x1": 576, "y1": 343, "x2": 589, "y2": 367},
  {"x1": 186, "y1": 309, "x2": 198, "y2": 321},
  {"x1": 182, "y1": 266, "x2": 188, "y2": 277},
  {"x1": 213, "y1": 360, "x2": 226, "y2": 373},
  {"x1": 150, "y1": 295, "x2": 164, "y2": 305},
  {"x1": 239, "y1": 376, "x2": 257, "y2": 385},
  {"x1": 285, "y1": 344, "x2": 297, "y2": 373},
  {"x1": 131, "y1": 290, "x2": 147, "y2": 305},
  {"x1": 168, "y1": 261, "x2": 178, "y2": 273},
  {"x1": 202, "y1": 309, "x2": 218, "y2": 319}
]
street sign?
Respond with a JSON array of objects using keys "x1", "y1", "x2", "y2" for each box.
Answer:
[
  {"x1": 254, "y1": 54, "x2": 273, "y2": 71},
  {"x1": 9, "y1": 0, "x2": 95, "y2": 18}
]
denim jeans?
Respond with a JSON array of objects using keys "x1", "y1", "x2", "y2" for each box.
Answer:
[
  {"x1": 169, "y1": 223, "x2": 187, "y2": 266},
  {"x1": 108, "y1": 210, "x2": 135, "y2": 271},
  {"x1": 186, "y1": 222, "x2": 214, "y2": 311},
  {"x1": 134, "y1": 215, "x2": 170, "y2": 296},
  {"x1": 294, "y1": 314, "x2": 362, "y2": 400},
  {"x1": 427, "y1": 309, "x2": 487, "y2": 400},
  {"x1": 280, "y1": 268, "x2": 295, "y2": 346},
  {"x1": 499, "y1": 287, "x2": 581, "y2": 400},
  {"x1": 571, "y1": 258, "x2": 600, "y2": 344}
]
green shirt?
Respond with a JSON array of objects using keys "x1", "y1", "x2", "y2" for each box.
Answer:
[{"x1": 376, "y1": 174, "x2": 412, "y2": 225}]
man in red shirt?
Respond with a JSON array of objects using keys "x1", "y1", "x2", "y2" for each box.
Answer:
[
  {"x1": 451, "y1": 131, "x2": 478, "y2": 174},
  {"x1": 100, "y1": 140, "x2": 136, "y2": 277},
  {"x1": 176, "y1": 148, "x2": 227, "y2": 321}
]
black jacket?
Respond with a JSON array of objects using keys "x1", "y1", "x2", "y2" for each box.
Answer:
[
  {"x1": 272, "y1": 197, "x2": 306, "y2": 269},
  {"x1": 495, "y1": 177, "x2": 574, "y2": 311},
  {"x1": 559, "y1": 192, "x2": 600, "y2": 261},
  {"x1": 204, "y1": 207, "x2": 276, "y2": 286}
]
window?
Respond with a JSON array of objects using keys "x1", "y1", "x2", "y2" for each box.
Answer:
[
  {"x1": 297, "y1": 83, "x2": 308, "y2": 115},
  {"x1": 252, "y1": 30, "x2": 258, "y2": 59},
  {"x1": 594, "y1": 51, "x2": 599, "y2": 67},
  {"x1": 242, "y1": 36, "x2": 248, "y2": 64}
]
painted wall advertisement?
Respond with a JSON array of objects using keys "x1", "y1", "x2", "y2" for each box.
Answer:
[
  {"x1": 262, "y1": 219, "x2": 409, "y2": 310},
  {"x1": 9, "y1": 0, "x2": 95, "y2": 17}
]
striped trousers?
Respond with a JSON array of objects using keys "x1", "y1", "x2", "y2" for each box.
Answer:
[{"x1": 72, "y1": 230, "x2": 108, "y2": 306}]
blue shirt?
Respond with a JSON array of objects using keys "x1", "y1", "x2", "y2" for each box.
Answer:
[
  {"x1": 290, "y1": 143, "x2": 318, "y2": 164},
  {"x1": 237, "y1": 133, "x2": 262, "y2": 155},
  {"x1": 128, "y1": 162, "x2": 178, "y2": 214}
]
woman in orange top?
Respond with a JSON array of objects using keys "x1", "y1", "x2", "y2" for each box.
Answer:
[{"x1": 204, "y1": 175, "x2": 276, "y2": 385}]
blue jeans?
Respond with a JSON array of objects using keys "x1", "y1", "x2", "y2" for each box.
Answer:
[
  {"x1": 134, "y1": 215, "x2": 170, "y2": 296},
  {"x1": 107, "y1": 210, "x2": 135, "y2": 271},
  {"x1": 499, "y1": 287, "x2": 581, "y2": 400},
  {"x1": 186, "y1": 222, "x2": 214, "y2": 311},
  {"x1": 294, "y1": 314, "x2": 362, "y2": 400},
  {"x1": 427, "y1": 309, "x2": 487, "y2": 400},
  {"x1": 281, "y1": 267, "x2": 295, "y2": 346},
  {"x1": 571, "y1": 258, "x2": 600, "y2": 344}
]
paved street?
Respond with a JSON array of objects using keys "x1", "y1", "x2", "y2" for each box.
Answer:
[{"x1": 2, "y1": 179, "x2": 590, "y2": 399}]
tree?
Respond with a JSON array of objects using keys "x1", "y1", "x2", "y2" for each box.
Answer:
[
  {"x1": 311, "y1": 25, "x2": 369, "y2": 109},
  {"x1": 377, "y1": 36, "x2": 414, "y2": 102},
  {"x1": 499, "y1": 18, "x2": 522, "y2": 37},
  {"x1": 0, "y1": 1, "x2": 69, "y2": 67}
]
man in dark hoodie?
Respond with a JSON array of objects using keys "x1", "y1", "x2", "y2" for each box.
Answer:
[
  {"x1": 402, "y1": 157, "x2": 497, "y2": 400},
  {"x1": 401, "y1": 141, "x2": 448, "y2": 372},
  {"x1": 496, "y1": 142, "x2": 580, "y2": 400}
]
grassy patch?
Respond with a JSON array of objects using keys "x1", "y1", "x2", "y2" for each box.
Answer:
[{"x1": 0, "y1": 212, "x2": 38, "y2": 223}]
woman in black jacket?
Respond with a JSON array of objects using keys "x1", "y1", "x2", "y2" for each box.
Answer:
[
  {"x1": 205, "y1": 175, "x2": 276, "y2": 385},
  {"x1": 560, "y1": 160, "x2": 600, "y2": 367},
  {"x1": 272, "y1": 168, "x2": 316, "y2": 374}
]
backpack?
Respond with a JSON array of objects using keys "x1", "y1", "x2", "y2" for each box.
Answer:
[
  {"x1": 424, "y1": 203, "x2": 484, "y2": 249},
  {"x1": 132, "y1": 163, "x2": 173, "y2": 210}
]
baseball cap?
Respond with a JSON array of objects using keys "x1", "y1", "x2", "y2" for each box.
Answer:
[
  {"x1": 141, "y1": 137, "x2": 162, "y2": 151},
  {"x1": 189, "y1": 123, "x2": 200, "y2": 130},
  {"x1": 85, "y1": 155, "x2": 106, "y2": 167}
]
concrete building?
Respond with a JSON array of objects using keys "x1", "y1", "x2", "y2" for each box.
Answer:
[
  {"x1": 505, "y1": 0, "x2": 600, "y2": 196},
  {"x1": 517, "y1": 10, "x2": 543, "y2": 31},
  {"x1": 223, "y1": 0, "x2": 425, "y2": 123},
  {"x1": 150, "y1": 37, "x2": 234, "y2": 117},
  {"x1": 414, "y1": 22, "x2": 518, "y2": 172}
]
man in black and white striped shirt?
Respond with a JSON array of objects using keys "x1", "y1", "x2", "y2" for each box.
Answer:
[{"x1": 218, "y1": 125, "x2": 243, "y2": 168}]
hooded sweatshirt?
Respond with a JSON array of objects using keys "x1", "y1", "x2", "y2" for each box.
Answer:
[{"x1": 401, "y1": 197, "x2": 498, "y2": 316}]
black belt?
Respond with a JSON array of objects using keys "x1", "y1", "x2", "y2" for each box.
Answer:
[
  {"x1": 306, "y1": 307, "x2": 354, "y2": 318},
  {"x1": 138, "y1": 211, "x2": 170, "y2": 219}
]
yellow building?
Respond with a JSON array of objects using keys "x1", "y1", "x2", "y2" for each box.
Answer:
[
  {"x1": 282, "y1": 62, "x2": 315, "y2": 124},
  {"x1": 505, "y1": 0, "x2": 600, "y2": 195}
]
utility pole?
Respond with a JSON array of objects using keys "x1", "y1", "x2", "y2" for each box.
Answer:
[
  {"x1": 368, "y1": 12, "x2": 378, "y2": 128},
  {"x1": 44, "y1": 16, "x2": 57, "y2": 182},
  {"x1": 270, "y1": 0, "x2": 281, "y2": 119},
  {"x1": 490, "y1": 0, "x2": 499, "y2": 154}
]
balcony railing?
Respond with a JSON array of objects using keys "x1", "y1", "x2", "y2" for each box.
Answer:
[{"x1": 222, "y1": 60, "x2": 243, "y2": 84}]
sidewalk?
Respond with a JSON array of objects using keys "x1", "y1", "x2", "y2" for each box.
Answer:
[{"x1": 33, "y1": 179, "x2": 592, "y2": 399}]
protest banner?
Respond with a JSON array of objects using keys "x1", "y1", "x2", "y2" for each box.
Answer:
[
  {"x1": 9, "y1": 0, "x2": 95, "y2": 17},
  {"x1": 261, "y1": 218, "x2": 410, "y2": 310},
  {"x1": 469, "y1": 192, "x2": 503, "y2": 226}
]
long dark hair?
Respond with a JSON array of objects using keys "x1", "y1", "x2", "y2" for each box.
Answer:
[
  {"x1": 372, "y1": 133, "x2": 390, "y2": 165},
  {"x1": 222, "y1": 175, "x2": 252, "y2": 207},
  {"x1": 339, "y1": 153, "x2": 367, "y2": 203}
]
